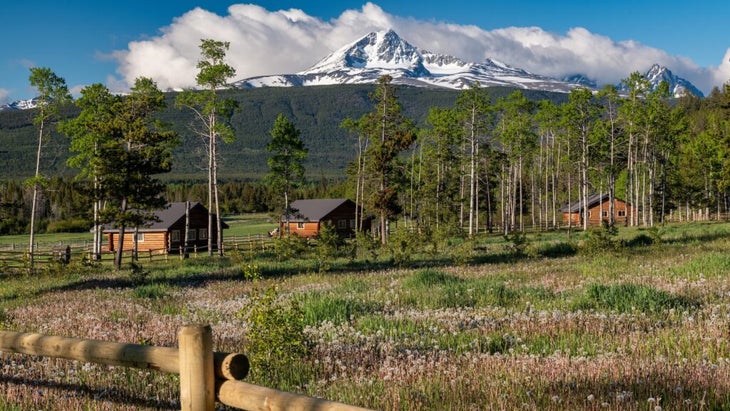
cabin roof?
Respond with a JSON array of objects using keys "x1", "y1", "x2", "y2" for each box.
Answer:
[
  {"x1": 560, "y1": 194, "x2": 618, "y2": 213},
  {"x1": 103, "y1": 202, "x2": 228, "y2": 232},
  {"x1": 285, "y1": 199, "x2": 354, "y2": 222}
]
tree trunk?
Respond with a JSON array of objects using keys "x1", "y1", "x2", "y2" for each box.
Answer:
[
  {"x1": 214, "y1": 135, "x2": 223, "y2": 256},
  {"x1": 28, "y1": 112, "x2": 45, "y2": 270},
  {"x1": 468, "y1": 107, "x2": 476, "y2": 237},
  {"x1": 184, "y1": 201, "x2": 190, "y2": 259},
  {"x1": 114, "y1": 198, "x2": 128, "y2": 269}
]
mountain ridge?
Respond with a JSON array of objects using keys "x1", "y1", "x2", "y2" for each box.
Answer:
[{"x1": 235, "y1": 29, "x2": 584, "y2": 93}]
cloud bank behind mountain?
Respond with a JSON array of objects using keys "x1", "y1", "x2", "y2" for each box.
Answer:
[{"x1": 111, "y1": 2, "x2": 730, "y2": 95}]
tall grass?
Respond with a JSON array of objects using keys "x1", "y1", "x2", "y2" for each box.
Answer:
[{"x1": 571, "y1": 283, "x2": 699, "y2": 313}]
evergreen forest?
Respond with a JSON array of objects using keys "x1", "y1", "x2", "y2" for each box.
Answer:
[{"x1": 1, "y1": 77, "x2": 729, "y2": 238}]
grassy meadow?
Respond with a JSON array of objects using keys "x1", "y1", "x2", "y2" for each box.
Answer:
[{"x1": 1, "y1": 221, "x2": 730, "y2": 410}]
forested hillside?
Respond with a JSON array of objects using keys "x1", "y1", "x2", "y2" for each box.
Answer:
[
  {"x1": 9, "y1": 77, "x2": 727, "y2": 239},
  {"x1": 0, "y1": 84, "x2": 563, "y2": 181}
]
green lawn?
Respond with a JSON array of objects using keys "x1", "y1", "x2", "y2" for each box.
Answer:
[{"x1": 222, "y1": 213, "x2": 277, "y2": 238}]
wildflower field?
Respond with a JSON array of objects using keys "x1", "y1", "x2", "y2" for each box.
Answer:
[{"x1": 1, "y1": 222, "x2": 730, "y2": 410}]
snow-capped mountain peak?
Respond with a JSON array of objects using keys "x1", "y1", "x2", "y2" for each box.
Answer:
[
  {"x1": 304, "y1": 29, "x2": 427, "y2": 75},
  {"x1": 645, "y1": 64, "x2": 704, "y2": 98},
  {"x1": 0, "y1": 97, "x2": 39, "y2": 112},
  {"x1": 236, "y1": 29, "x2": 582, "y2": 93}
]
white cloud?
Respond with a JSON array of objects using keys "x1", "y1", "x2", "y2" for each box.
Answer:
[
  {"x1": 0, "y1": 88, "x2": 9, "y2": 105},
  {"x1": 112, "y1": 2, "x2": 727, "y2": 95}
]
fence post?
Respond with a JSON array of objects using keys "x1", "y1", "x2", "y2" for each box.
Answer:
[{"x1": 179, "y1": 325, "x2": 214, "y2": 411}]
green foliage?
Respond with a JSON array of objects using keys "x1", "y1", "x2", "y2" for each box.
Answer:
[
  {"x1": 241, "y1": 263, "x2": 262, "y2": 282},
  {"x1": 580, "y1": 220, "x2": 620, "y2": 254},
  {"x1": 482, "y1": 333, "x2": 516, "y2": 355},
  {"x1": 535, "y1": 241, "x2": 578, "y2": 258},
  {"x1": 404, "y1": 269, "x2": 461, "y2": 288},
  {"x1": 387, "y1": 226, "x2": 419, "y2": 267},
  {"x1": 625, "y1": 233, "x2": 654, "y2": 247},
  {"x1": 273, "y1": 234, "x2": 309, "y2": 260},
  {"x1": 45, "y1": 218, "x2": 91, "y2": 233},
  {"x1": 646, "y1": 226, "x2": 664, "y2": 244},
  {"x1": 343, "y1": 76, "x2": 417, "y2": 244},
  {"x1": 354, "y1": 230, "x2": 380, "y2": 262},
  {"x1": 446, "y1": 237, "x2": 478, "y2": 266},
  {"x1": 2, "y1": 85, "x2": 558, "y2": 181},
  {"x1": 503, "y1": 231, "x2": 529, "y2": 257},
  {"x1": 132, "y1": 282, "x2": 171, "y2": 299},
  {"x1": 671, "y1": 252, "x2": 730, "y2": 279},
  {"x1": 62, "y1": 78, "x2": 178, "y2": 268},
  {"x1": 571, "y1": 283, "x2": 699, "y2": 313},
  {"x1": 196, "y1": 39, "x2": 236, "y2": 89},
  {"x1": 242, "y1": 284, "x2": 309, "y2": 382},
  {"x1": 299, "y1": 292, "x2": 381, "y2": 326},
  {"x1": 315, "y1": 221, "x2": 343, "y2": 264},
  {"x1": 266, "y1": 114, "x2": 307, "y2": 192},
  {"x1": 126, "y1": 262, "x2": 150, "y2": 284}
]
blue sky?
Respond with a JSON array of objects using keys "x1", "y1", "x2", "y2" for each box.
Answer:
[{"x1": 2, "y1": 1, "x2": 729, "y2": 103}]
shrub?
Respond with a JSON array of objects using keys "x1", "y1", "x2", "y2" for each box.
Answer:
[
  {"x1": 273, "y1": 233, "x2": 309, "y2": 260},
  {"x1": 241, "y1": 263, "x2": 261, "y2": 282},
  {"x1": 503, "y1": 231, "x2": 529, "y2": 257},
  {"x1": 354, "y1": 230, "x2": 380, "y2": 262},
  {"x1": 580, "y1": 221, "x2": 620, "y2": 254},
  {"x1": 626, "y1": 226, "x2": 663, "y2": 247},
  {"x1": 315, "y1": 221, "x2": 343, "y2": 262},
  {"x1": 241, "y1": 284, "x2": 309, "y2": 383},
  {"x1": 126, "y1": 262, "x2": 149, "y2": 283},
  {"x1": 537, "y1": 241, "x2": 578, "y2": 258},
  {"x1": 46, "y1": 218, "x2": 92, "y2": 233},
  {"x1": 449, "y1": 237, "x2": 477, "y2": 266},
  {"x1": 646, "y1": 226, "x2": 664, "y2": 244},
  {"x1": 388, "y1": 226, "x2": 418, "y2": 267},
  {"x1": 625, "y1": 233, "x2": 654, "y2": 247}
]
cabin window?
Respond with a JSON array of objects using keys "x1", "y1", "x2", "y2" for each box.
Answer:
[
  {"x1": 199, "y1": 229, "x2": 208, "y2": 240},
  {"x1": 136, "y1": 233, "x2": 145, "y2": 242},
  {"x1": 618, "y1": 210, "x2": 626, "y2": 217},
  {"x1": 602, "y1": 211, "x2": 608, "y2": 217},
  {"x1": 171, "y1": 230, "x2": 180, "y2": 242},
  {"x1": 297, "y1": 222, "x2": 304, "y2": 229},
  {"x1": 187, "y1": 229, "x2": 197, "y2": 240},
  {"x1": 350, "y1": 219, "x2": 356, "y2": 228},
  {"x1": 338, "y1": 219, "x2": 347, "y2": 229}
]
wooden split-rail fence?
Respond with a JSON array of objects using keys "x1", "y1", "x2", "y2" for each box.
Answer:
[{"x1": 0, "y1": 325, "x2": 371, "y2": 411}]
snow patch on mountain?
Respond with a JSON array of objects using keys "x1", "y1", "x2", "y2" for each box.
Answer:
[{"x1": 0, "y1": 97, "x2": 39, "y2": 111}]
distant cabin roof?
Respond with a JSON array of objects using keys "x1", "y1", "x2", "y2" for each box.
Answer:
[
  {"x1": 560, "y1": 194, "x2": 626, "y2": 213},
  {"x1": 286, "y1": 199, "x2": 354, "y2": 222},
  {"x1": 103, "y1": 202, "x2": 228, "y2": 232}
]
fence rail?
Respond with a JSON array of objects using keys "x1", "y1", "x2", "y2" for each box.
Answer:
[
  {"x1": 0, "y1": 234, "x2": 278, "y2": 269},
  {"x1": 225, "y1": 234, "x2": 275, "y2": 253},
  {"x1": 0, "y1": 325, "x2": 370, "y2": 411}
]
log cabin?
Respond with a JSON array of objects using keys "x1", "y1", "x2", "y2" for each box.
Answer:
[
  {"x1": 279, "y1": 198, "x2": 370, "y2": 238},
  {"x1": 103, "y1": 202, "x2": 228, "y2": 255},
  {"x1": 560, "y1": 194, "x2": 636, "y2": 226}
]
